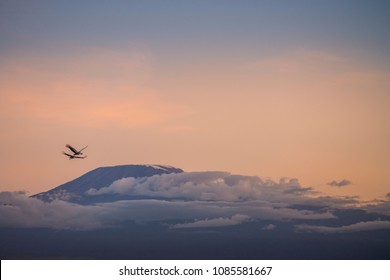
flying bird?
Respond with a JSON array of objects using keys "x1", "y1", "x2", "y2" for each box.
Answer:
[{"x1": 63, "y1": 144, "x2": 88, "y2": 160}]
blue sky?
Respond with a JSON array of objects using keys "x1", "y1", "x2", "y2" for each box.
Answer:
[{"x1": 1, "y1": 0, "x2": 389, "y2": 56}]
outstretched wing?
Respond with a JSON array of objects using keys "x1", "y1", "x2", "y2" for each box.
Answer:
[
  {"x1": 65, "y1": 144, "x2": 78, "y2": 154},
  {"x1": 78, "y1": 145, "x2": 88, "y2": 153},
  {"x1": 63, "y1": 152, "x2": 73, "y2": 157},
  {"x1": 73, "y1": 155, "x2": 87, "y2": 159}
]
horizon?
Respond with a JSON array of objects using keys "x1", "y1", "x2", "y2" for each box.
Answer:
[{"x1": 1, "y1": 1, "x2": 390, "y2": 202}]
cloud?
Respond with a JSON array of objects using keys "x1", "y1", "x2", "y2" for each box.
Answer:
[
  {"x1": 171, "y1": 214, "x2": 251, "y2": 229},
  {"x1": 0, "y1": 187, "x2": 335, "y2": 231},
  {"x1": 87, "y1": 172, "x2": 315, "y2": 203},
  {"x1": 262, "y1": 224, "x2": 276, "y2": 230},
  {"x1": 362, "y1": 199, "x2": 390, "y2": 216},
  {"x1": 0, "y1": 191, "x2": 107, "y2": 230},
  {"x1": 295, "y1": 220, "x2": 390, "y2": 234},
  {"x1": 87, "y1": 171, "x2": 359, "y2": 211},
  {"x1": 1, "y1": 172, "x2": 388, "y2": 232},
  {"x1": 327, "y1": 179, "x2": 352, "y2": 187},
  {"x1": 91, "y1": 198, "x2": 335, "y2": 225},
  {"x1": 87, "y1": 171, "x2": 260, "y2": 201}
]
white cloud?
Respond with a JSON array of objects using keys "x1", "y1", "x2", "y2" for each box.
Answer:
[
  {"x1": 262, "y1": 224, "x2": 276, "y2": 230},
  {"x1": 171, "y1": 214, "x2": 251, "y2": 229},
  {"x1": 295, "y1": 220, "x2": 390, "y2": 234},
  {"x1": 86, "y1": 172, "x2": 315, "y2": 203},
  {"x1": 1, "y1": 172, "x2": 388, "y2": 231},
  {"x1": 86, "y1": 171, "x2": 359, "y2": 214}
]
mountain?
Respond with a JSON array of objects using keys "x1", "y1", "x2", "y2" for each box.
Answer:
[
  {"x1": 2, "y1": 164, "x2": 390, "y2": 260},
  {"x1": 33, "y1": 164, "x2": 183, "y2": 204}
]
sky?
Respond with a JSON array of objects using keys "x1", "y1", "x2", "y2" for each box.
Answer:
[{"x1": 0, "y1": 0, "x2": 390, "y2": 200}]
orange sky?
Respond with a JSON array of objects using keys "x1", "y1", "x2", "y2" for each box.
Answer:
[
  {"x1": 1, "y1": 1, "x2": 390, "y2": 201},
  {"x1": 1, "y1": 47, "x2": 389, "y2": 200}
]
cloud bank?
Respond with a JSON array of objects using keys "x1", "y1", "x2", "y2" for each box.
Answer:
[
  {"x1": 1, "y1": 172, "x2": 389, "y2": 231},
  {"x1": 171, "y1": 214, "x2": 251, "y2": 229},
  {"x1": 87, "y1": 172, "x2": 316, "y2": 203},
  {"x1": 296, "y1": 220, "x2": 390, "y2": 234},
  {"x1": 0, "y1": 192, "x2": 334, "y2": 231},
  {"x1": 0, "y1": 191, "x2": 106, "y2": 230}
]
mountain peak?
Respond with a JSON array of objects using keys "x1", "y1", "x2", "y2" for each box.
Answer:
[{"x1": 33, "y1": 164, "x2": 183, "y2": 203}]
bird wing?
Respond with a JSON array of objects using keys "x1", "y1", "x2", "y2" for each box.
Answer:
[
  {"x1": 73, "y1": 155, "x2": 87, "y2": 159},
  {"x1": 78, "y1": 145, "x2": 88, "y2": 153},
  {"x1": 66, "y1": 144, "x2": 78, "y2": 154}
]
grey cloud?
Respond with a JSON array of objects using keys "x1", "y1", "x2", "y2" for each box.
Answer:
[
  {"x1": 283, "y1": 186, "x2": 314, "y2": 194},
  {"x1": 97, "y1": 199, "x2": 335, "y2": 223},
  {"x1": 327, "y1": 179, "x2": 352, "y2": 187},
  {"x1": 363, "y1": 200, "x2": 390, "y2": 216},
  {"x1": 295, "y1": 220, "x2": 390, "y2": 234},
  {"x1": 0, "y1": 192, "x2": 107, "y2": 230},
  {"x1": 40, "y1": 189, "x2": 81, "y2": 202},
  {"x1": 171, "y1": 214, "x2": 251, "y2": 229},
  {"x1": 0, "y1": 191, "x2": 335, "y2": 230}
]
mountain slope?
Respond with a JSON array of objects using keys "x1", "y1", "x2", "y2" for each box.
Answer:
[{"x1": 33, "y1": 164, "x2": 183, "y2": 203}]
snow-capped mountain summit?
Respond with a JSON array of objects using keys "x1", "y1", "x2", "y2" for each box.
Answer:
[{"x1": 33, "y1": 164, "x2": 183, "y2": 203}]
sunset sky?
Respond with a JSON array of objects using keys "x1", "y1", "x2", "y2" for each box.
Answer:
[{"x1": 1, "y1": 0, "x2": 389, "y2": 200}]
